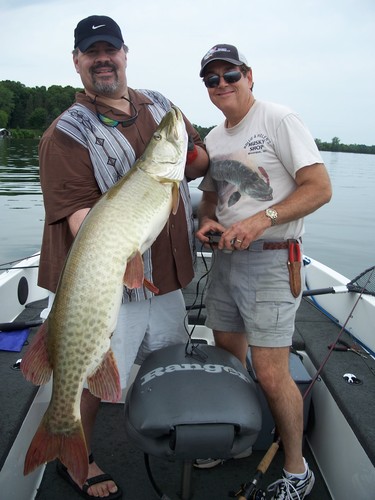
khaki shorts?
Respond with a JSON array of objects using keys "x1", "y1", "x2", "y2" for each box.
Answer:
[
  {"x1": 205, "y1": 243, "x2": 303, "y2": 348},
  {"x1": 111, "y1": 289, "x2": 188, "y2": 387}
]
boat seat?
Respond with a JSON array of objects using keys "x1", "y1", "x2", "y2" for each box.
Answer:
[{"x1": 124, "y1": 343, "x2": 261, "y2": 499}]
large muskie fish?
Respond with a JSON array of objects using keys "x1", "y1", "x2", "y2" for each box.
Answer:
[{"x1": 21, "y1": 106, "x2": 188, "y2": 486}]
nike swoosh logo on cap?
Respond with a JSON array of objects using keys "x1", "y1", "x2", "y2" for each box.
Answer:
[{"x1": 92, "y1": 24, "x2": 106, "y2": 30}]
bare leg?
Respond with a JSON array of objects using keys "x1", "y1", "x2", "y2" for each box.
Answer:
[
  {"x1": 69, "y1": 389, "x2": 119, "y2": 497},
  {"x1": 81, "y1": 389, "x2": 119, "y2": 496},
  {"x1": 213, "y1": 330, "x2": 248, "y2": 367},
  {"x1": 251, "y1": 346, "x2": 305, "y2": 474}
]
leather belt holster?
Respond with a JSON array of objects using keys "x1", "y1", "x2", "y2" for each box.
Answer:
[{"x1": 287, "y1": 239, "x2": 302, "y2": 297}]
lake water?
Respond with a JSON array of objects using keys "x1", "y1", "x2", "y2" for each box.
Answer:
[{"x1": 0, "y1": 139, "x2": 374, "y2": 280}]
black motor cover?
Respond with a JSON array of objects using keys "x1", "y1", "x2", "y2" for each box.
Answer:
[{"x1": 125, "y1": 343, "x2": 261, "y2": 459}]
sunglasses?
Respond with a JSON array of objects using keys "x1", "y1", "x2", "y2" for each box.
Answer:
[
  {"x1": 203, "y1": 70, "x2": 243, "y2": 88},
  {"x1": 96, "y1": 97, "x2": 139, "y2": 128}
]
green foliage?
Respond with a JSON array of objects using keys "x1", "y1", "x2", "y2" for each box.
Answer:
[
  {"x1": 314, "y1": 137, "x2": 375, "y2": 155},
  {"x1": 28, "y1": 107, "x2": 48, "y2": 129},
  {"x1": 0, "y1": 85, "x2": 15, "y2": 120},
  {"x1": 0, "y1": 80, "x2": 81, "y2": 132},
  {"x1": 195, "y1": 126, "x2": 375, "y2": 155},
  {"x1": 0, "y1": 80, "x2": 374, "y2": 153},
  {"x1": 0, "y1": 109, "x2": 8, "y2": 128},
  {"x1": 193, "y1": 124, "x2": 215, "y2": 140},
  {"x1": 10, "y1": 128, "x2": 42, "y2": 139}
]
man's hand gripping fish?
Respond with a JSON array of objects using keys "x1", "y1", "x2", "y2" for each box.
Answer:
[{"x1": 20, "y1": 106, "x2": 188, "y2": 487}]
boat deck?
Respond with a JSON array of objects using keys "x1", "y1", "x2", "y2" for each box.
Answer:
[{"x1": 1, "y1": 256, "x2": 374, "y2": 499}]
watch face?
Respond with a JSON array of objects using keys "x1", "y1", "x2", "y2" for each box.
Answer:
[
  {"x1": 266, "y1": 208, "x2": 278, "y2": 225},
  {"x1": 266, "y1": 209, "x2": 277, "y2": 218}
]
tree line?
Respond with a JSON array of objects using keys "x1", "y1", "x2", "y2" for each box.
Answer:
[{"x1": 1, "y1": 80, "x2": 374, "y2": 154}]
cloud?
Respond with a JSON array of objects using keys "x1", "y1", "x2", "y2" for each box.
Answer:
[{"x1": 1, "y1": 0, "x2": 374, "y2": 144}]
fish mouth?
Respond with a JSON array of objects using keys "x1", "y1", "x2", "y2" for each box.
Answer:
[
  {"x1": 170, "y1": 107, "x2": 184, "y2": 140},
  {"x1": 169, "y1": 106, "x2": 183, "y2": 126},
  {"x1": 138, "y1": 105, "x2": 187, "y2": 183},
  {"x1": 160, "y1": 106, "x2": 186, "y2": 144}
]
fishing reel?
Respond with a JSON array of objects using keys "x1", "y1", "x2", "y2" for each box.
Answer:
[
  {"x1": 244, "y1": 489, "x2": 266, "y2": 500},
  {"x1": 230, "y1": 485, "x2": 266, "y2": 499}
]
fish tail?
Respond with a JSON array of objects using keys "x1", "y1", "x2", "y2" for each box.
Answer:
[{"x1": 24, "y1": 415, "x2": 88, "y2": 487}]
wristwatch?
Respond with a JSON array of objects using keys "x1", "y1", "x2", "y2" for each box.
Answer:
[{"x1": 265, "y1": 208, "x2": 278, "y2": 226}]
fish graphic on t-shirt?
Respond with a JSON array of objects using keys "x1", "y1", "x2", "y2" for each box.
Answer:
[{"x1": 211, "y1": 159, "x2": 273, "y2": 206}]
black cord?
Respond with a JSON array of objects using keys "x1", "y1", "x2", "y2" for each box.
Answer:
[
  {"x1": 144, "y1": 453, "x2": 172, "y2": 500},
  {"x1": 184, "y1": 243, "x2": 215, "y2": 330},
  {"x1": 183, "y1": 243, "x2": 216, "y2": 357}
]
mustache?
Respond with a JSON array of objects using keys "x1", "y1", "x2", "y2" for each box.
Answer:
[{"x1": 91, "y1": 62, "x2": 117, "y2": 73}]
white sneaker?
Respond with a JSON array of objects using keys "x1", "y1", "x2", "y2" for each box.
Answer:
[
  {"x1": 193, "y1": 458, "x2": 224, "y2": 469},
  {"x1": 267, "y1": 463, "x2": 315, "y2": 499},
  {"x1": 193, "y1": 446, "x2": 252, "y2": 469},
  {"x1": 233, "y1": 446, "x2": 253, "y2": 459}
]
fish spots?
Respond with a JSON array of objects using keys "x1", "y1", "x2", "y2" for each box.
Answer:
[
  {"x1": 22, "y1": 107, "x2": 185, "y2": 478},
  {"x1": 211, "y1": 159, "x2": 273, "y2": 206}
]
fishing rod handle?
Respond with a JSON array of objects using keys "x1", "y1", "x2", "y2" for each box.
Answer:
[
  {"x1": 302, "y1": 287, "x2": 335, "y2": 296},
  {"x1": 257, "y1": 441, "x2": 280, "y2": 474}
]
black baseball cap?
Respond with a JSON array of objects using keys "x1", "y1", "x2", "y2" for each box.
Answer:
[
  {"x1": 74, "y1": 15, "x2": 124, "y2": 52},
  {"x1": 199, "y1": 44, "x2": 248, "y2": 77}
]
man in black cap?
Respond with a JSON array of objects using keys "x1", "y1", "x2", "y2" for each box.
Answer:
[
  {"x1": 74, "y1": 15, "x2": 125, "y2": 52},
  {"x1": 195, "y1": 44, "x2": 332, "y2": 499},
  {"x1": 37, "y1": 15, "x2": 208, "y2": 499}
]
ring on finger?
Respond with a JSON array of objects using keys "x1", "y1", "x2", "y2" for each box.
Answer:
[{"x1": 236, "y1": 239, "x2": 243, "y2": 244}]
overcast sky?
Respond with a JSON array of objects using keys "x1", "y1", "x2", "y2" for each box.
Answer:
[{"x1": 1, "y1": 0, "x2": 374, "y2": 145}]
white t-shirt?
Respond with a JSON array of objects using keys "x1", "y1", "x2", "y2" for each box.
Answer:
[{"x1": 199, "y1": 100, "x2": 323, "y2": 239}]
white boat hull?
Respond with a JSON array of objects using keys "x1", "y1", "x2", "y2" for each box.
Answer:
[
  {"x1": 302, "y1": 355, "x2": 375, "y2": 500},
  {"x1": 1, "y1": 253, "x2": 374, "y2": 499},
  {"x1": 0, "y1": 254, "x2": 48, "y2": 324},
  {"x1": 304, "y1": 257, "x2": 375, "y2": 356}
]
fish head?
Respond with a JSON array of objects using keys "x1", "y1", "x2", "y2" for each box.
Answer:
[{"x1": 139, "y1": 106, "x2": 188, "y2": 184}]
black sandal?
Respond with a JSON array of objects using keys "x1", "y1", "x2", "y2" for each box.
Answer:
[{"x1": 56, "y1": 453, "x2": 123, "y2": 499}]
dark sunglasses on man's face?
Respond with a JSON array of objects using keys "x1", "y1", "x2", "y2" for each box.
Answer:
[{"x1": 204, "y1": 70, "x2": 243, "y2": 88}]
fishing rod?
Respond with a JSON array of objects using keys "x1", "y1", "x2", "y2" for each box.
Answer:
[
  {"x1": 302, "y1": 265, "x2": 375, "y2": 297},
  {"x1": 234, "y1": 266, "x2": 374, "y2": 500},
  {"x1": 0, "y1": 253, "x2": 41, "y2": 270},
  {"x1": 302, "y1": 265, "x2": 374, "y2": 401},
  {"x1": 0, "y1": 319, "x2": 43, "y2": 332}
]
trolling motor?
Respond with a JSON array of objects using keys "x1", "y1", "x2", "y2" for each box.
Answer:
[{"x1": 124, "y1": 342, "x2": 262, "y2": 500}]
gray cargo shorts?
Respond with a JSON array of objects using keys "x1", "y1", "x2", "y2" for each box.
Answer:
[{"x1": 204, "y1": 241, "x2": 303, "y2": 347}]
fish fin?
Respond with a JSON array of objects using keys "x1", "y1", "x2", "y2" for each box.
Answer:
[
  {"x1": 143, "y1": 278, "x2": 159, "y2": 294},
  {"x1": 24, "y1": 415, "x2": 88, "y2": 487},
  {"x1": 124, "y1": 252, "x2": 144, "y2": 289},
  {"x1": 171, "y1": 184, "x2": 180, "y2": 215},
  {"x1": 87, "y1": 349, "x2": 122, "y2": 402},
  {"x1": 20, "y1": 322, "x2": 52, "y2": 385}
]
